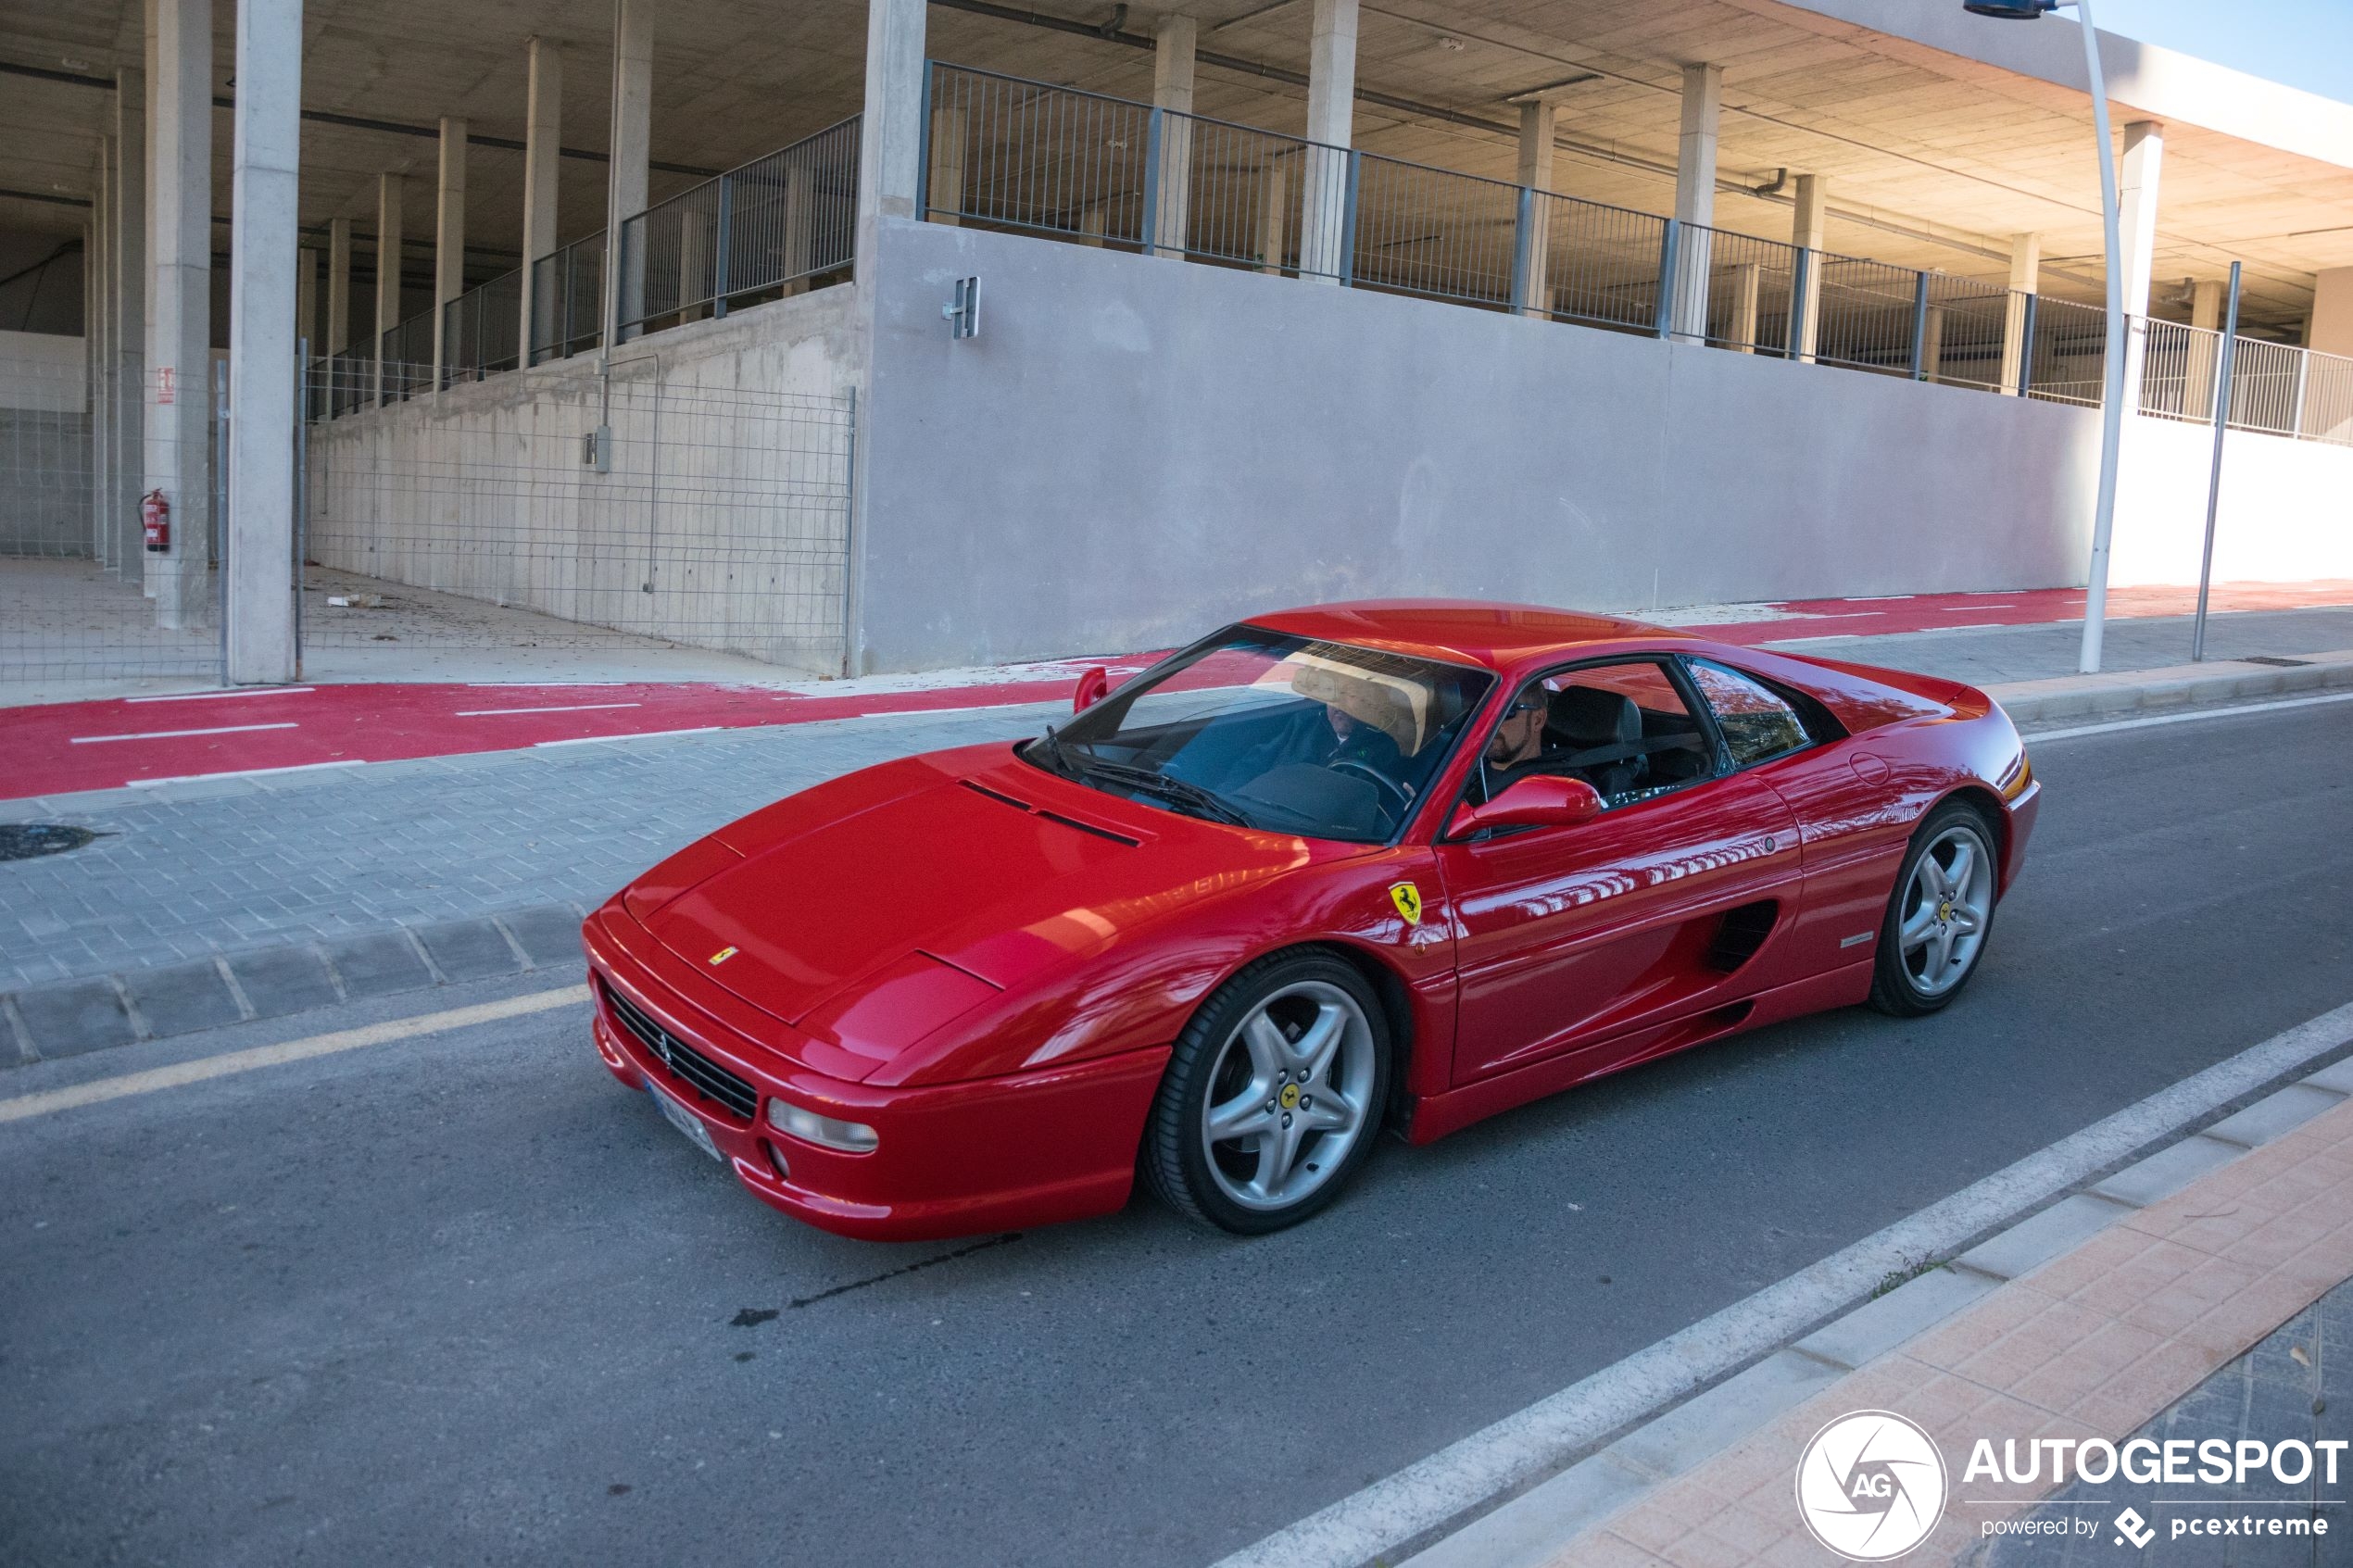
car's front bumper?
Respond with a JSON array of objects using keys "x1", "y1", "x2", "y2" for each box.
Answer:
[{"x1": 584, "y1": 906, "x2": 1167, "y2": 1242}]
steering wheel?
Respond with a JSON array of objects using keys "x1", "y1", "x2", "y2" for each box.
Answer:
[{"x1": 1329, "y1": 758, "x2": 1414, "y2": 822}]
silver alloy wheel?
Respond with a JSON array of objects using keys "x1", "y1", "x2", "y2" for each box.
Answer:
[
  {"x1": 1200, "y1": 979, "x2": 1378, "y2": 1212},
  {"x1": 1897, "y1": 822, "x2": 1994, "y2": 997}
]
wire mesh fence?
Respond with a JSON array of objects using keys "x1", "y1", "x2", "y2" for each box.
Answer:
[
  {"x1": 0, "y1": 351, "x2": 226, "y2": 690},
  {"x1": 529, "y1": 232, "x2": 604, "y2": 366},
  {"x1": 618, "y1": 118, "x2": 860, "y2": 340},
  {"x1": 297, "y1": 361, "x2": 855, "y2": 675}
]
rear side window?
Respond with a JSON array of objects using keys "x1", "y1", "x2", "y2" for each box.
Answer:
[{"x1": 1687, "y1": 659, "x2": 1813, "y2": 766}]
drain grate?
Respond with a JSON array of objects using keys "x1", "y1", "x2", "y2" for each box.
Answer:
[
  {"x1": 2240, "y1": 656, "x2": 2313, "y2": 668},
  {"x1": 0, "y1": 823, "x2": 106, "y2": 862}
]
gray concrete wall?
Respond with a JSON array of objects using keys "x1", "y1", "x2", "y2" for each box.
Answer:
[
  {"x1": 854, "y1": 218, "x2": 2103, "y2": 671},
  {"x1": 303, "y1": 284, "x2": 860, "y2": 673}
]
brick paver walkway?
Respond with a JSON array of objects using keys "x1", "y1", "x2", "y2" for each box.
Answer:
[{"x1": 1542, "y1": 1098, "x2": 2353, "y2": 1567}]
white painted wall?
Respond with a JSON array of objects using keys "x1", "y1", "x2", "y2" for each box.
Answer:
[{"x1": 2110, "y1": 416, "x2": 2353, "y2": 587}]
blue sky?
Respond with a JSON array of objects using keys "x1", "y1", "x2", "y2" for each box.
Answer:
[{"x1": 2097, "y1": 0, "x2": 2353, "y2": 104}]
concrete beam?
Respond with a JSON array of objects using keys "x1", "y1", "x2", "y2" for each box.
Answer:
[
  {"x1": 112, "y1": 67, "x2": 147, "y2": 580},
  {"x1": 1151, "y1": 14, "x2": 1197, "y2": 258},
  {"x1": 146, "y1": 0, "x2": 212, "y2": 629},
  {"x1": 518, "y1": 37, "x2": 561, "y2": 358},
  {"x1": 225, "y1": 0, "x2": 302, "y2": 685},
  {"x1": 1298, "y1": 0, "x2": 1357, "y2": 283},
  {"x1": 2000, "y1": 231, "x2": 2040, "y2": 394},
  {"x1": 1668, "y1": 63, "x2": 1721, "y2": 345},
  {"x1": 604, "y1": 0, "x2": 652, "y2": 348},
  {"x1": 373, "y1": 171, "x2": 402, "y2": 405},
  {"x1": 433, "y1": 116, "x2": 467, "y2": 385}
]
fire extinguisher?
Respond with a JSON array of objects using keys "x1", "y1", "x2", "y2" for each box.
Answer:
[{"x1": 141, "y1": 489, "x2": 170, "y2": 553}]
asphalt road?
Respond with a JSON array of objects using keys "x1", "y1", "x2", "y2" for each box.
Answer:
[{"x1": 5, "y1": 698, "x2": 2352, "y2": 1568}]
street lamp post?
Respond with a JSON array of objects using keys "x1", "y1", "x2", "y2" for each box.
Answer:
[{"x1": 1963, "y1": 0, "x2": 2128, "y2": 675}]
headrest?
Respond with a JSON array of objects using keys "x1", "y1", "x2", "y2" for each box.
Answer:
[
  {"x1": 1289, "y1": 656, "x2": 1432, "y2": 755},
  {"x1": 1552, "y1": 685, "x2": 1638, "y2": 747}
]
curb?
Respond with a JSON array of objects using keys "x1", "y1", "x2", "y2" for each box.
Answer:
[
  {"x1": 0, "y1": 902, "x2": 589, "y2": 1067},
  {"x1": 1392, "y1": 1052, "x2": 2353, "y2": 1568},
  {"x1": 1985, "y1": 647, "x2": 2353, "y2": 727}
]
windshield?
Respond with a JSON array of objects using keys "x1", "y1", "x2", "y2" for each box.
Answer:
[{"x1": 1022, "y1": 626, "x2": 1494, "y2": 842}]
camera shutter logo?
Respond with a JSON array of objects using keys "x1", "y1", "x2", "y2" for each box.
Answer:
[{"x1": 1794, "y1": 1410, "x2": 1948, "y2": 1561}]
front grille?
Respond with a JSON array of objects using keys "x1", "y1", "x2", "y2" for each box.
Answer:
[{"x1": 601, "y1": 979, "x2": 759, "y2": 1122}]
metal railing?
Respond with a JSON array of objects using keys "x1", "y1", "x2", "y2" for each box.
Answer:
[
  {"x1": 923, "y1": 61, "x2": 2353, "y2": 451},
  {"x1": 441, "y1": 268, "x2": 522, "y2": 385},
  {"x1": 378, "y1": 310, "x2": 436, "y2": 406},
  {"x1": 617, "y1": 117, "x2": 860, "y2": 341},
  {"x1": 529, "y1": 231, "x2": 604, "y2": 366}
]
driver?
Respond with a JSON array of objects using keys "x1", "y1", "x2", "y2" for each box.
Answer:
[
  {"x1": 1322, "y1": 699, "x2": 1403, "y2": 775},
  {"x1": 1485, "y1": 684, "x2": 1551, "y2": 774}
]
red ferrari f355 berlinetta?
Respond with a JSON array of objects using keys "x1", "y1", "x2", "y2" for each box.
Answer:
[{"x1": 585, "y1": 602, "x2": 2038, "y2": 1240}]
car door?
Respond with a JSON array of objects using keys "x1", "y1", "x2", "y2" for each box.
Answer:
[
  {"x1": 1435, "y1": 658, "x2": 1804, "y2": 1086},
  {"x1": 1682, "y1": 656, "x2": 1918, "y2": 981}
]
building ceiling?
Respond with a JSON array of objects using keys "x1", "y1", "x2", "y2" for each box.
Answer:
[{"x1": 2, "y1": 0, "x2": 2347, "y2": 336}]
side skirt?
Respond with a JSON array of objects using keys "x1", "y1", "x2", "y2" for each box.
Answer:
[{"x1": 1401, "y1": 960, "x2": 1875, "y2": 1146}]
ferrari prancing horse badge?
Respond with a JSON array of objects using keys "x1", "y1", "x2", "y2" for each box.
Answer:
[{"x1": 1389, "y1": 882, "x2": 1424, "y2": 926}]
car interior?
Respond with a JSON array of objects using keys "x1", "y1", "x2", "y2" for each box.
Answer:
[{"x1": 1476, "y1": 661, "x2": 1717, "y2": 808}]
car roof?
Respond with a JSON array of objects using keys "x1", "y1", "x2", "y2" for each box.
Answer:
[{"x1": 1244, "y1": 599, "x2": 1695, "y2": 672}]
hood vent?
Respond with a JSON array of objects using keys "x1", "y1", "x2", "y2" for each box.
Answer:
[{"x1": 958, "y1": 778, "x2": 1140, "y2": 847}]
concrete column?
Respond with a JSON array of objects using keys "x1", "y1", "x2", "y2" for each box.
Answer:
[
  {"x1": 925, "y1": 98, "x2": 966, "y2": 226},
  {"x1": 604, "y1": 0, "x2": 653, "y2": 348},
  {"x1": 1255, "y1": 154, "x2": 1289, "y2": 274},
  {"x1": 855, "y1": 0, "x2": 925, "y2": 246},
  {"x1": 112, "y1": 69, "x2": 147, "y2": 579},
  {"x1": 1516, "y1": 100, "x2": 1555, "y2": 319},
  {"x1": 296, "y1": 246, "x2": 318, "y2": 353},
  {"x1": 2311, "y1": 267, "x2": 2353, "y2": 359},
  {"x1": 2184, "y1": 276, "x2": 2225, "y2": 415},
  {"x1": 1728, "y1": 260, "x2": 1760, "y2": 352},
  {"x1": 519, "y1": 37, "x2": 562, "y2": 357},
  {"x1": 373, "y1": 172, "x2": 402, "y2": 405},
  {"x1": 1297, "y1": 0, "x2": 1357, "y2": 283},
  {"x1": 146, "y1": 0, "x2": 213, "y2": 627},
  {"x1": 225, "y1": 0, "x2": 302, "y2": 685},
  {"x1": 327, "y1": 213, "x2": 351, "y2": 352},
  {"x1": 90, "y1": 141, "x2": 113, "y2": 564},
  {"x1": 2116, "y1": 119, "x2": 2164, "y2": 413},
  {"x1": 1920, "y1": 304, "x2": 1945, "y2": 383},
  {"x1": 1791, "y1": 171, "x2": 1826, "y2": 361},
  {"x1": 1998, "y1": 231, "x2": 2040, "y2": 395},
  {"x1": 1668, "y1": 62, "x2": 1721, "y2": 345},
  {"x1": 1079, "y1": 201, "x2": 1109, "y2": 247},
  {"x1": 1151, "y1": 14, "x2": 1197, "y2": 258},
  {"x1": 432, "y1": 117, "x2": 467, "y2": 386}
]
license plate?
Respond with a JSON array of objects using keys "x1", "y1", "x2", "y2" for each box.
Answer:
[{"x1": 647, "y1": 1075, "x2": 724, "y2": 1162}]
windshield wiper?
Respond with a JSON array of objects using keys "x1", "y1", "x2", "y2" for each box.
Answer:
[
  {"x1": 1076, "y1": 759, "x2": 1254, "y2": 828},
  {"x1": 1029, "y1": 724, "x2": 1088, "y2": 780}
]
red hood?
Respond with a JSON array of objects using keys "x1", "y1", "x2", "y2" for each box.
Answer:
[{"x1": 635, "y1": 746, "x2": 1320, "y2": 1063}]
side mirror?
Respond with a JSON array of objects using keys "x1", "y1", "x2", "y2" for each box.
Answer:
[
  {"x1": 1073, "y1": 665, "x2": 1110, "y2": 713},
  {"x1": 1448, "y1": 775, "x2": 1604, "y2": 838}
]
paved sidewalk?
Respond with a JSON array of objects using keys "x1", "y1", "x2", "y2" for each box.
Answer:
[{"x1": 1517, "y1": 1080, "x2": 2353, "y2": 1568}]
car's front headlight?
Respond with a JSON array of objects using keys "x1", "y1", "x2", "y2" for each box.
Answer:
[{"x1": 766, "y1": 1099, "x2": 880, "y2": 1153}]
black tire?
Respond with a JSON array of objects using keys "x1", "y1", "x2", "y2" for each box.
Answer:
[
  {"x1": 1868, "y1": 797, "x2": 2002, "y2": 1017},
  {"x1": 1142, "y1": 949, "x2": 1393, "y2": 1236}
]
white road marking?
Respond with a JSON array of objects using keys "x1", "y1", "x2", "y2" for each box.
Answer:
[
  {"x1": 126, "y1": 759, "x2": 363, "y2": 787},
  {"x1": 2027, "y1": 687, "x2": 2353, "y2": 744},
  {"x1": 1936, "y1": 622, "x2": 2007, "y2": 632},
  {"x1": 534, "y1": 726, "x2": 726, "y2": 746},
  {"x1": 70, "y1": 722, "x2": 298, "y2": 745},
  {"x1": 125, "y1": 686, "x2": 316, "y2": 703},
  {"x1": 1945, "y1": 604, "x2": 2014, "y2": 610},
  {"x1": 0, "y1": 985, "x2": 590, "y2": 1123},
  {"x1": 1214, "y1": 997, "x2": 2353, "y2": 1568},
  {"x1": 456, "y1": 702, "x2": 645, "y2": 717}
]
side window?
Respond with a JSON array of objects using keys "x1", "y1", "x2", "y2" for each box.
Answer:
[
  {"x1": 1687, "y1": 659, "x2": 1812, "y2": 766},
  {"x1": 1478, "y1": 659, "x2": 1715, "y2": 809}
]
